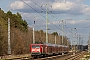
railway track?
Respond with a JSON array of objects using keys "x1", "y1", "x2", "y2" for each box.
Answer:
[
  {"x1": 0, "y1": 51, "x2": 87, "y2": 60},
  {"x1": 65, "y1": 51, "x2": 87, "y2": 60},
  {"x1": 0, "y1": 52, "x2": 71, "y2": 60},
  {"x1": 59, "y1": 51, "x2": 87, "y2": 60}
]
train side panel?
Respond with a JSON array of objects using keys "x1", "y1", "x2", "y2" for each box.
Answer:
[{"x1": 44, "y1": 43, "x2": 53, "y2": 56}]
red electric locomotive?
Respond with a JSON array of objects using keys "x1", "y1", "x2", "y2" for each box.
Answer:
[
  {"x1": 30, "y1": 44, "x2": 44, "y2": 57},
  {"x1": 30, "y1": 43, "x2": 53, "y2": 57}
]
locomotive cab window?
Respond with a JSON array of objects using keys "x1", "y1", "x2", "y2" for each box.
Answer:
[
  {"x1": 32, "y1": 45, "x2": 35, "y2": 48},
  {"x1": 32, "y1": 45, "x2": 40, "y2": 48},
  {"x1": 36, "y1": 45, "x2": 40, "y2": 48}
]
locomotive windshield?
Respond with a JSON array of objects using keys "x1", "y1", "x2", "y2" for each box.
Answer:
[
  {"x1": 36, "y1": 45, "x2": 40, "y2": 48},
  {"x1": 32, "y1": 45, "x2": 40, "y2": 48},
  {"x1": 32, "y1": 45, "x2": 35, "y2": 48}
]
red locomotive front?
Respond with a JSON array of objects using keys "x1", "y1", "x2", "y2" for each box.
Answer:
[
  {"x1": 30, "y1": 44, "x2": 47, "y2": 58},
  {"x1": 30, "y1": 44, "x2": 42, "y2": 57}
]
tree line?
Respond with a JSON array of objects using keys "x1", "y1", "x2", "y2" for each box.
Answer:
[
  {"x1": 0, "y1": 8, "x2": 70, "y2": 56},
  {"x1": 0, "y1": 8, "x2": 28, "y2": 55}
]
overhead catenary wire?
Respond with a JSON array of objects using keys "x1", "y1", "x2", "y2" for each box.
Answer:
[
  {"x1": 22, "y1": 0, "x2": 85, "y2": 48},
  {"x1": 21, "y1": 0, "x2": 63, "y2": 32},
  {"x1": 21, "y1": 0, "x2": 76, "y2": 39},
  {"x1": 29, "y1": 0, "x2": 74, "y2": 34},
  {"x1": 21, "y1": 0, "x2": 45, "y2": 30},
  {"x1": 30, "y1": 0, "x2": 63, "y2": 30}
]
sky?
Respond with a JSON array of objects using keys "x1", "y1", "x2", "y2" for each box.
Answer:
[{"x1": 0, "y1": 0, "x2": 90, "y2": 45}]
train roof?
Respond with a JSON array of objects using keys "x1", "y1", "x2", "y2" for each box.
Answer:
[
  {"x1": 52, "y1": 44, "x2": 58, "y2": 46},
  {"x1": 64, "y1": 45, "x2": 68, "y2": 47},
  {"x1": 30, "y1": 43, "x2": 68, "y2": 47},
  {"x1": 61, "y1": 45, "x2": 68, "y2": 47},
  {"x1": 43, "y1": 43, "x2": 52, "y2": 46}
]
